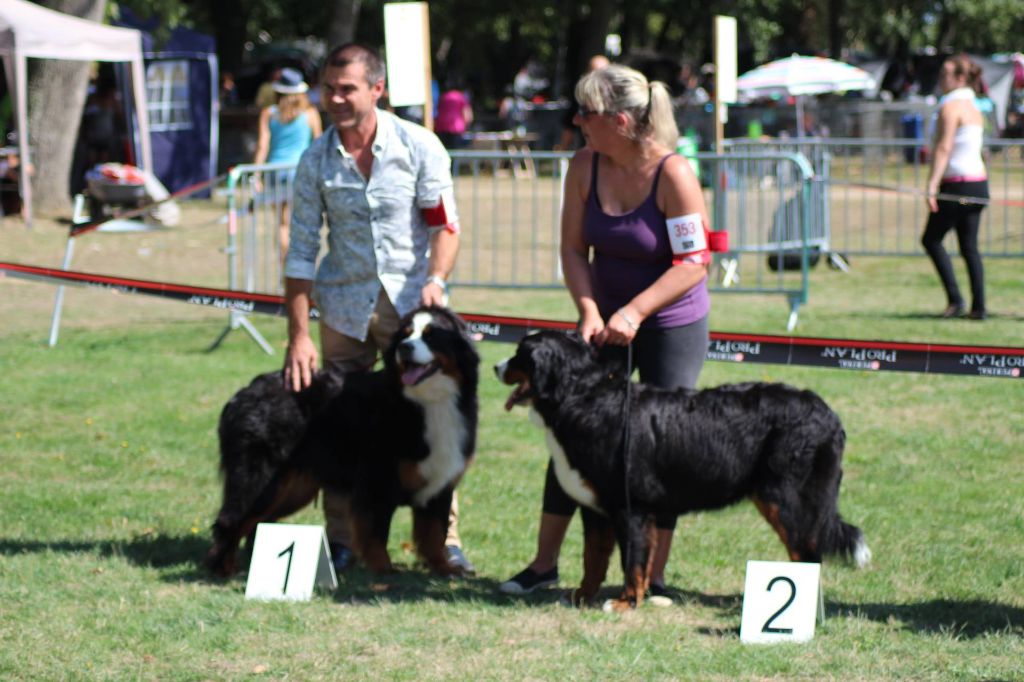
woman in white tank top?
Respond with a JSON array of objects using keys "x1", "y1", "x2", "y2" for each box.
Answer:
[{"x1": 922, "y1": 54, "x2": 989, "y2": 320}]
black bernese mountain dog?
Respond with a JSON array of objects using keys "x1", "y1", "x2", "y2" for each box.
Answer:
[
  {"x1": 495, "y1": 330, "x2": 870, "y2": 611},
  {"x1": 206, "y1": 306, "x2": 479, "y2": 578}
]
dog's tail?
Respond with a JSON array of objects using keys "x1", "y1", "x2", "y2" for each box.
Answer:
[
  {"x1": 813, "y1": 422, "x2": 871, "y2": 568},
  {"x1": 821, "y1": 515, "x2": 872, "y2": 568}
]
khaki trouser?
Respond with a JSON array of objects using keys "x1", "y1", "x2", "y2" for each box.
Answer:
[{"x1": 320, "y1": 289, "x2": 463, "y2": 549}]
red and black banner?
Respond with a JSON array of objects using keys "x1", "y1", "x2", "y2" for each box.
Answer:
[{"x1": 3, "y1": 262, "x2": 1021, "y2": 380}]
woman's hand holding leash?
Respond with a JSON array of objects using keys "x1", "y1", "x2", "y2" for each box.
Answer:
[
  {"x1": 595, "y1": 307, "x2": 640, "y2": 347},
  {"x1": 577, "y1": 310, "x2": 605, "y2": 346}
]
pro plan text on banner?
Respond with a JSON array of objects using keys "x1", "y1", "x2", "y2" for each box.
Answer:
[{"x1": 2, "y1": 262, "x2": 1022, "y2": 380}]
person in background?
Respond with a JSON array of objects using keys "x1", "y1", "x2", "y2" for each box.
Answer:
[
  {"x1": 252, "y1": 67, "x2": 322, "y2": 265},
  {"x1": 434, "y1": 75, "x2": 474, "y2": 149},
  {"x1": 0, "y1": 145, "x2": 32, "y2": 218},
  {"x1": 283, "y1": 43, "x2": 473, "y2": 575},
  {"x1": 556, "y1": 55, "x2": 610, "y2": 151},
  {"x1": 672, "y1": 64, "x2": 709, "y2": 109},
  {"x1": 922, "y1": 53, "x2": 989, "y2": 320},
  {"x1": 500, "y1": 63, "x2": 712, "y2": 604},
  {"x1": 498, "y1": 84, "x2": 528, "y2": 133},
  {"x1": 254, "y1": 66, "x2": 283, "y2": 109},
  {"x1": 82, "y1": 78, "x2": 124, "y2": 165},
  {"x1": 219, "y1": 71, "x2": 238, "y2": 106}
]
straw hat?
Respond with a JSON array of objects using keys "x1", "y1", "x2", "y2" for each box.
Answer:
[{"x1": 272, "y1": 68, "x2": 309, "y2": 94}]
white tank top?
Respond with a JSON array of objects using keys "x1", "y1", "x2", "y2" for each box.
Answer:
[
  {"x1": 944, "y1": 124, "x2": 986, "y2": 180},
  {"x1": 937, "y1": 88, "x2": 987, "y2": 180}
]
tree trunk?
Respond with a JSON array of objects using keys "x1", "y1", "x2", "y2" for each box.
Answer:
[
  {"x1": 327, "y1": 0, "x2": 363, "y2": 50},
  {"x1": 27, "y1": 0, "x2": 107, "y2": 215},
  {"x1": 580, "y1": 0, "x2": 615, "y2": 67},
  {"x1": 212, "y1": 0, "x2": 248, "y2": 77},
  {"x1": 829, "y1": 0, "x2": 844, "y2": 59}
]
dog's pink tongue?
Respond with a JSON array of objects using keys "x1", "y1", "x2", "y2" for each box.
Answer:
[{"x1": 402, "y1": 365, "x2": 430, "y2": 386}]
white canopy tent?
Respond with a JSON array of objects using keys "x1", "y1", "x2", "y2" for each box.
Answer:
[{"x1": 0, "y1": 0, "x2": 152, "y2": 225}]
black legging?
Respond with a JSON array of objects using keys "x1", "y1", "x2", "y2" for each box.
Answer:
[
  {"x1": 540, "y1": 314, "x2": 709, "y2": 530},
  {"x1": 921, "y1": 179, "x2": 988, "y2": 314}
]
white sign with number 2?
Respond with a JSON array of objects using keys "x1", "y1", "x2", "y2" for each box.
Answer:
[{"x1": 740, "y1": 560, "x2": 821, "y2": 644}]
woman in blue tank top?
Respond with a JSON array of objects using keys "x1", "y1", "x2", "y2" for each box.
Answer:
[
  {"x1": 253, "y1": 68, "x2": 322, "y2": 266},
  {"x1": 499, "y1": 64, "x2": 714, "y2": 604}
]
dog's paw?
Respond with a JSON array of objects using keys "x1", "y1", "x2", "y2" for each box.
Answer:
[
  {"x1": 425, "y1": 560, "x2": 463, "y2": 578},
  {"x1": 601, "y1": 598, "x2": 636, "y2": 613},
  {"x1": 204, "y1": 547, "x2": 236, "y2": 578},
  {"x1": 559, "y1": 588, "x2": 593, "y2": 608},
  {"x1": 364, "y1": 558, "x2": 397, "y2": 575}
]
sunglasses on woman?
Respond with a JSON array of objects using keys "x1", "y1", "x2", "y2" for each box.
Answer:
[{"x1": 578, "y1": 106, "x2": 613, "y2": 119}]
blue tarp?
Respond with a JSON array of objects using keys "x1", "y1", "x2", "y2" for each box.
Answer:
[{"x1": 117, "y1": 11, "x2": 219, "y2": 195}]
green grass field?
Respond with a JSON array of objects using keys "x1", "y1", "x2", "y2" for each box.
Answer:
[{"x1": 1, "y1": 210, "x2": 1022, "y2": 680}]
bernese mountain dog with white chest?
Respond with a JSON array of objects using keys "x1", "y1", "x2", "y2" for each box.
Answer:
[
  {"x1": 206, "y1": 305, "x2": 479, "y2": 578},
  {"x1": 495, "y1": 330, "x2": 871, "y2": 612}
]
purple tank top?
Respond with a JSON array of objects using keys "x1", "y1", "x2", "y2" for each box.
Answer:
[{"x1": 583, "y1": 153, "x2": 710, "y2": 329}]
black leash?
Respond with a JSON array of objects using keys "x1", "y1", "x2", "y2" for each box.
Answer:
[{"x1": 619, "y1": 342, "x2": 634, "y2": 597}]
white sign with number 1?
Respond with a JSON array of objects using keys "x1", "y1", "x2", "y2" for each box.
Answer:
[
  {"x1": 244, "y1": 523, "x2": 338, "y2": 601},
  {"x1": 740, "y1": 560, "x2": 822, "y2": 644}
]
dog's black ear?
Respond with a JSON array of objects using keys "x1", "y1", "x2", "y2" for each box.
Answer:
[
  {"x1": 445, "y1": 308, "x2": 470, "y2": 336},
  {"x1": 564, "y1": 330, "x2": 601, "y2": 361},
  {"x1": 528, "y1": 344, "x2": 557, "y2": 398},
  {"x1": 528, "y1": 339, "x2": 580, "y2": 402},
  {"x1": 383, "y1": 321, "x2": 404, "y2": 380}
]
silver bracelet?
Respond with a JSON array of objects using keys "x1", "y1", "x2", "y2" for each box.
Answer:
[
  {"x1": 615, "y1": 308, "x2": 639, "y2": 331},
  {"x1": 426, "y1": 274, "x2": 449, "y2": 293}
]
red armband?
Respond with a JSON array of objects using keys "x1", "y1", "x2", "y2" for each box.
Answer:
[{"x1": 421, "y1": 188, "x2": 460, "y2": 234}]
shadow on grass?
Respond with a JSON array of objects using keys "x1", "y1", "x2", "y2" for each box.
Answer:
[
  {"x1": 0, "y1": 533, "x2": 212, "y2": 570},
  {"x1": 4, "y1": 535, "x2": 1022, "y2": 633},
  {"x1": 0, "y1": 534, "x2": 606, "y2": 609},
  {"x1": 685, "y1": 589, "x2": 1024, "y2": 640},
  {"x1": 855, "y1": 310, "x2": 1024, "y2": 323},
  {"x1": 829, "y1": 599, "x2": 1024, "y2": 638}
]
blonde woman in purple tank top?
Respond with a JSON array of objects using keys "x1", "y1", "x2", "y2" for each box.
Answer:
[{"x1": 499, "y1": 64, "x2": 714, "y2": 603}]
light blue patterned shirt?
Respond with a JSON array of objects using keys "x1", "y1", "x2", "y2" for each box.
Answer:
[{"x1": 284, "y1": 109, "x2": 456, "y2": 340}]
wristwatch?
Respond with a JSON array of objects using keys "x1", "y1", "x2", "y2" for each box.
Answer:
[{"x1": 426, "y1": 274, "x2": 449, "y2": 294}]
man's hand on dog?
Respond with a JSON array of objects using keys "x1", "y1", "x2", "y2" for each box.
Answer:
[{"x1": 285, "y1": 334, "x2": 319, "y2": 392}]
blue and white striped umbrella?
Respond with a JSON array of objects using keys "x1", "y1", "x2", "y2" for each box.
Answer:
[{"x1": 737, "y1": 54, "x2": 876, "y2": 99}]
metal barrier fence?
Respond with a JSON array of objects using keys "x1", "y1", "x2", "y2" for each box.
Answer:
[
  {"x1": 448, "y1": 150, "x2": 820, "y2": 329},
  {"x1": 213, "y1": 161, "x2": 297, "y2": 352},
  {"x1": 449, "y1": 150, "x2": 570, "y2": 289},
  {"x1": 220, "y1": 150, "x2": 823, "y2": 335},
  {"x1": 723, "y1": 138, "x2": 1024, "y2": 258}
]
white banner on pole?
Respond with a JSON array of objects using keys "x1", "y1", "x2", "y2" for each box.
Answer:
[
  {"x1": 383, "y1": 2, "x2": 429, "y2": 107},
  {"x1": 714, "y1": 16, "x2": 738, "y2": 104}
]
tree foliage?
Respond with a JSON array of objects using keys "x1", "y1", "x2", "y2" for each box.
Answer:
[
  {"x1": 106, "y1": 0, "x2": 1024, "y2": 104},
  {"x1": 20, "y1": 0, "x2": 1024, "y2": 208}
]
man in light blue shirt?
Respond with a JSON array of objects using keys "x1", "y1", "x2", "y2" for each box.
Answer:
[{"x1": 282, "y1": 43, "x2": 471, "y2": 575}]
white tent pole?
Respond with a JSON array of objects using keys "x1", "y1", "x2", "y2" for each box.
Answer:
[
  {"x1": 129, "y1": 54, "x2": 152, "y2": 172},
  {"x1": 796, "y1": 95, "x2": 805, "y2": 139},
  {"x1": 14, "y1": 54, "x2": 31, "y2": 227}
]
